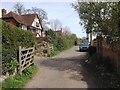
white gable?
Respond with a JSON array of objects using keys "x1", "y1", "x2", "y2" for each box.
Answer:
[{"x1": 31, "y1": 17, "x2": 42, "y2": 29}]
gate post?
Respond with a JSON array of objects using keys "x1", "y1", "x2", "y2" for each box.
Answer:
[{"x1": 19, "y1": 46, "x2": 22, "y2": 74}]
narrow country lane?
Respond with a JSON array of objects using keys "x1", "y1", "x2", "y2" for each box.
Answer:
[{"x1": 25, "y1": 46, "x2": 96, "y2": 88}]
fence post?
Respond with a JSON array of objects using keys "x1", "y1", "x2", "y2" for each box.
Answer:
[
  {"x1": 19, "y1": 46, "x2": 22, "y2": 75},
  {"x1": 47, "y1": 43, "x2": 50, "y2": 55}
]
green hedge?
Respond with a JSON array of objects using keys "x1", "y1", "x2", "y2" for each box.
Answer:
[
  {"x1": 1, "y1": 20, "x2": 35, "y2": 74},
  {"x1": 46, "y1": 29, "x2": 76, "y2": 56}
]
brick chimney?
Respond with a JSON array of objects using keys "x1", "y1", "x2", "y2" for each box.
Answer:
[{"x1": 2, "y1": 9, "x2": 7, "y2": 17}]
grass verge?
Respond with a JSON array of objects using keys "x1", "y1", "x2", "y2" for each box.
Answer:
[
  {"x1": 48, "y1": 46, "x2": 74, "y2": 57},
  {"x1": 2, "y1": 64, "x2": 37, "y2": 89}
]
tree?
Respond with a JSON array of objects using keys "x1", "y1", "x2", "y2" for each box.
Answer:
[
  {"x1": 13, "y1": 2, "x2": 25, "y2": 15},
  {"x1": 62, "y1": 26, "x2": 71, "y2": 35},
  {"x1": 72, "y1": 1, "x2": 120, "y2": 45},
  {"x1": 70, "y1": 34, "x2": 77, "y2": 40},
  {"x1": 24, "y1": 7, "x2": 48, "y2": 20},
  {"x1": 49, "y1": 19, "x2": 62, "y2": 31},
  {"x1": 24, "y1": 7, "x2": 48, "y2": 30},
  {"x1": 70, "y1": 34, "x2": 77, "y2": 45}
]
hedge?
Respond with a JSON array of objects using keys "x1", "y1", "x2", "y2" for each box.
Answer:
[
  {"x1": 45, "y1": 29, "x2": 76, "y2": 55},
  {"x1": 1, "y1": 20, "x2": 35, "y2": 74}
]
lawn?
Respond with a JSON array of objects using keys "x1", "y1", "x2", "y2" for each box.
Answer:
[{"x1": 2, "y1": 64, "x2": 37, "y2": 89}]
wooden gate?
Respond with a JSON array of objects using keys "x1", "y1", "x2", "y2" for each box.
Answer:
[{"x1": 19, "y1": 46, "x2": 34, "y2": 74}]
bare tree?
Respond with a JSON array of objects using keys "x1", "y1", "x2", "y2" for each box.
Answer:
[
  {"x1": 13, "y1": 2, "x2": 25, "y2": 15},
  {"x1": 49, "y1": 19, "x2": 62, "y2": 31},
  {"x1": 24, "y1": 7, "x2": 48, "y2": 30},
  {"x1": 24, "y1": 7, "x2": 48, "y2": 20},
  {"x1": 62, "y1": 26, "x2": 71, "y2": 35},
  {"x1": 24, "y1": 9, "x2": 32, "y2": 14}
]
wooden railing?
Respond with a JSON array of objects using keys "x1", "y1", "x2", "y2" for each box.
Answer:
[{"x1": 19, "y1": 46, "x2": 34, "y2": 74}]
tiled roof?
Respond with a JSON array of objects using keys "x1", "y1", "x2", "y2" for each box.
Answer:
[{"x1": 2, "y1": 12, "x2": 38, "y2": 26}]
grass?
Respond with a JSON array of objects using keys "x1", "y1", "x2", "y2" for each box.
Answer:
[
  {"x1": 48, "y1": 45, "x2": 74, "y2": 57},
  {"x1": 2, "y1": 64, "x2": 37, "y2": 89}
]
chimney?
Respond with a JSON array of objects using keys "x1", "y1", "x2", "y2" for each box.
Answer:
[{"x1": 2, "y1": 9, "x2": 7, "y2": 17}]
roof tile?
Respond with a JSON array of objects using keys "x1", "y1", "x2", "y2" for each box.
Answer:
[{"x1": 2, "y1": 11, "x2": 38, "y2": 26}]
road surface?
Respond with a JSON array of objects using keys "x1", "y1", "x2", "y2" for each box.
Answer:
[{"x1": 25, "y1": 46, "x2": 96, "y2": 88}]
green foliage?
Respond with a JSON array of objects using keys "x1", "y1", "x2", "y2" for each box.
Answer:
[
  {"x1": 2, "y1": 57, "x2": 18, "y2": 75},
  {"x1": 2, "y1": 20, "x2": 35, "y2": 74},
  {"x1": 72, "y1": 2, "x2": 120, "y2": 46},
  {"x1": 9, "y1": 58, "x2": 18, "y2": 71},
  {"x1": 46, "y1": 29, "x2": 76, "y2": 55},
  {"x1": 47, "y1": 50, "x2": 60, "y2": 57},
  {"x1": 45, "y1": 29, "x2": 57, "y2": 45},
  {"x1": 2, "y1": 64, "x2": 37, "y2": 89}
]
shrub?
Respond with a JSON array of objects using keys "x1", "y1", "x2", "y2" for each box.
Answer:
[
  {"x1": 2, "y1": 20, "x2": 35, "y2": 74},
  {"x1": 45, "y1": 29, "x2": 75, "y2": 53},
  {"x1": 2, "y1": 64, "x2": 37, "y2": 88}
]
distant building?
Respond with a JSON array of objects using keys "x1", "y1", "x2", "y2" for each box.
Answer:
[{"x1": 77, "y1": 39, "x2": 83, "y2": 45}]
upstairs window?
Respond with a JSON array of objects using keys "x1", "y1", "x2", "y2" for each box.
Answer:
[{"x1": 36, "y1": 22, "x2": 39, "y2": 27}]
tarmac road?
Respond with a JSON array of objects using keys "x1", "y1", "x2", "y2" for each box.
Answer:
[{"x1": 25, "y1": 46, "x2": 96, "y2": 88}]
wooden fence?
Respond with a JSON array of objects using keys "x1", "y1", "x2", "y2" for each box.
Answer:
[
  {"x1": 19, "y1": 46, "x2": 34, "y2": 74},
  {"x1": 97, "y1": 36, "x2": 120, "y2": 72}
]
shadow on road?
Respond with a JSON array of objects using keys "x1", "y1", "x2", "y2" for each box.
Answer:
[
  {"x1": 75, "y1": 50, "x2": 80, "y2": 52},
  {"x1": 35, "y1": 50, "x2": 97, "y2": 88},
  {"x1": 75, "y1": 50, "x2": 88, "y2": 52}
]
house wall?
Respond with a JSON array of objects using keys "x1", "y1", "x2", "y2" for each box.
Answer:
[
  {"x1": 41, "y1": 31, "x2": 46, "y2": 37},
  {"x1": 31, "y1": 16, "x2": 42, "y2": 37},
  {"x1": 22, "y1": 25, "x2": 27, "y2": 30},
  {"x1": 31, "y1": 16, "x2": 41, "y2": 29}
]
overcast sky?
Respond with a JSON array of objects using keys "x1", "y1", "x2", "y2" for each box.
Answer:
[{"x1": 1, "y1": 0, "x2": 87, "y2": 38}]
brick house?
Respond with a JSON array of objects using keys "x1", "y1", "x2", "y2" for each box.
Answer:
[{"x1": 1, "y1": 8, "x2": 46, "y2": 38}]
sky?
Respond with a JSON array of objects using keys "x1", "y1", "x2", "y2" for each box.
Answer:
[{"x1": 0, "y1": 0, "x2": 87, "y2": 38}]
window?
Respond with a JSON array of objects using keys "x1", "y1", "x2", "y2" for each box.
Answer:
[
  {"x1": 22, "y1": 25, "x2": 27, "y2": 30},
  {"x1": 36, "y1": 22, "x2": 39, "y2": 27}
]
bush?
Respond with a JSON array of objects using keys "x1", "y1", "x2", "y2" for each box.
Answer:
[
  {"x1": 45, "y1": 29, "x2": 75, "y2": 54},
  {"x1": 2, "y1": 64, "x2": 37, "y2": 88},
  {"x1": 1, "y1": 20, "x2": 35, "y2": 74}
]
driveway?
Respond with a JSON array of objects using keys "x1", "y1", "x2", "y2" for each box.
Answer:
[{"x1": 25, "y1": 46, "x2": 96, "y2": 88}]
